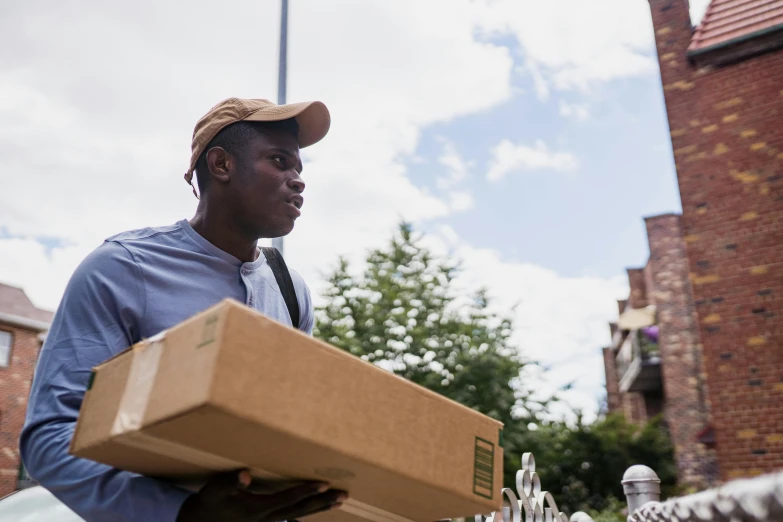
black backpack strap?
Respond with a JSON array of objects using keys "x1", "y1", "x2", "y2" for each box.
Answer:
[{"x1": 261, "y1": 247, "x2": 301, "y2": 330}]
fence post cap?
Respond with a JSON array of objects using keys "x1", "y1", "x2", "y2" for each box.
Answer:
[
  {"x1": 622, "y1": 465, "x2": 661, "y2": 500},
  {"x1": 622, "y1": 465, "x2": 661, "y2": 484},
  {"x1": 570, "y1": 511, "x2": 594, "y2": 522}
]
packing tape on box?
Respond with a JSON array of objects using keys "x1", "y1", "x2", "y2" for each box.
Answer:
[
  {"x1": 114, "y1": 429, "x2": 413, "y2": 522},
  {"x1": 111, "y1": 331, "x2": 166, "y2": 436},
  {"x1": 109, "y1": 332, "x2": 413, "y2": 522}
]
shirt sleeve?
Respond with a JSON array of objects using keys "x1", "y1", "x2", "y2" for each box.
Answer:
[{"x1": 20, "y1": 241, "x2": 191, "y2": 522}]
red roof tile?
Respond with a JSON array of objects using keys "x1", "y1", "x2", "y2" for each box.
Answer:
[
  {"x1": 689, "y1": 0, "x2": 783, "y2": 53},
  {"x1": 0, "y1": 283, "x2": 53, "y2": 324}
]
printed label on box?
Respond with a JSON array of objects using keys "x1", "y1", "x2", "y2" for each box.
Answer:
[{"x1": 473, "y1": 437, "x2": 494, "y2": 499}]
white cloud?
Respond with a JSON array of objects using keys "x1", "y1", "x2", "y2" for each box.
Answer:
[
  {"x1": 436, "y1": 137, "x2": 471, "y2": 190},
  {"x1": 518, "y1": 62, "x2": 551, "y2": 102},
  {"x1": 448, "y1": 191, "x2": 475, "y2": 212},
  {"x1": 487, "y1": 139, "x2": 579, "y2": 182},
  {"x1": 432, "y1": 137, "x2": 475, "y2": 214},
  {"x1": 474, "y1": 0, "x2": 658, "y2": 93},
  {"x1": 559, "y1": 100, "x2": 590, "y2": 121}
]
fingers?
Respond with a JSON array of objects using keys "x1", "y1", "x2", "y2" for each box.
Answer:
[
  {"x1": 238, "y1": 472, "x2": 324, "y2": 496},
  {"x1": 242, "y1": 481, "x2": 332, "y2": 512},
  {"x1": 267, "y1": 489, "x2": 348, "y2": 521},
  {"x1": 199, "y1": 470, "x2": 250, "y2": 502},
  {"x1": 196, "y1": 469, "x2": 345, "y2": 521}
]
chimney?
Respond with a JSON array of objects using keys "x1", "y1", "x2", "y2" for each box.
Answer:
[
  {"x1": 647, "y1": 0, "x2": 697, "y2": 87},
  {"x1": 648, "y1": 0, "x2": 693, "y2": 45},
  {"x1": 627, "y1": 268, "x2": 648, "y2": 309}
]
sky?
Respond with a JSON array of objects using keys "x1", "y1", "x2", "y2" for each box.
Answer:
[{"x1": 0, "y1": 0, "x2": 712, "y2": 420}]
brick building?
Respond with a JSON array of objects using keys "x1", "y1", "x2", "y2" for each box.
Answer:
[
  {"x1": 604, "y1": 214, "x2": 718, "y2": 489},
  {"x1": 0, "y1": 283, "x2": 52, "y2": 497},
  {"x1": 605, "y1": 0, "x2": 783, "y2": 486}
]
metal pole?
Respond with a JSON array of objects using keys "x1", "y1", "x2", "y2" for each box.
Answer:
[
  {"x1": 277, "y1": 0, "x2": 288, "y2": 107},
  {"x1": 272, "y1": 0, "x2": 288, "y2": 255},
  {"x1": 622, "y1": 465, "x2": 661, "y2": 518}
]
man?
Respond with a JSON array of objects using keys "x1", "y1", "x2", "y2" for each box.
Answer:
[{"x1": 21, "y1": 98, "x2": 346, "y2": 521}]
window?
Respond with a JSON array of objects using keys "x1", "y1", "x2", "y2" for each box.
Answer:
[{"x1": 0, "y1": 331, "x2": 12, "y2": 367}]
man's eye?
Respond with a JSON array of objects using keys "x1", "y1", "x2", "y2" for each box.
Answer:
[{"x1": 272, "y1": 156, "x2": 285, "y2": 166}]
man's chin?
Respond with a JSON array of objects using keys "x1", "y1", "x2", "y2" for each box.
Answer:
[
  {"x1": 270, "y1": 219, "x2": 296, "y2": 239},
  {"x1": 254, "y1": 215, "x2": 298, "y2": 241}
]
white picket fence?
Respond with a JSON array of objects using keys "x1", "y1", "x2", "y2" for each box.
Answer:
[{"x1": 456, "y1": 453, "x2": 783, "y2": 522}]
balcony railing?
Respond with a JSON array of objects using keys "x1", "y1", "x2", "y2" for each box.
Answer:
[{"x1": 616, "y1": 329, "x2": 661, "y2": 393}]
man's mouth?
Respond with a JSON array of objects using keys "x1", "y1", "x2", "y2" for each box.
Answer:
[
  {"x1": 287, "y1": 195, "x2": 304, "y2": 216},
  {"x1": 289, "y1": 195, "x2": 304, "y2": 209}
]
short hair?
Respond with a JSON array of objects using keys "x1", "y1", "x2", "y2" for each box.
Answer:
[{"x1": 194, "y1": 118, "x2": 299, "y2": 194}]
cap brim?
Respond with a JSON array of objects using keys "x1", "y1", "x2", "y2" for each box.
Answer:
[{"x1": 243, "y1": 101, "x2": 330, "y2": 148}]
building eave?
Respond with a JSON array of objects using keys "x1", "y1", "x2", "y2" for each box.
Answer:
[
  {"x1": 688, "y1": 22, "x2": 783, "y2": 57},
  {"x1": 0, "y1": 312, "x2": 51, "y2": 332}
]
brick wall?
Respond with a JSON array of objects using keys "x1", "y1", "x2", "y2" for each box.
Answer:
[
  {"x1": 603, "y1": 346, "x2": 623, "y2": 412},
  {"x1": 623, "y1": 392, "x2": 648, "y2": 424},
  {"x1": 646, "y1": 213, "x2": 718, "y2": 487},
  {"x1": 644, "y1": 263, "x2": 656, "y2": 309},
  {"x1": 647, "y1": 0, "x2": 783, "y2": 480},
  {"x1": 0, "y1": 324, "x2": 42, "y2": 496}
]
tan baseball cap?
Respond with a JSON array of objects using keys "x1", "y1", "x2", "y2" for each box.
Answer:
[{"x1": 184, "y1": 97, "x2": 330, "y2": 195}]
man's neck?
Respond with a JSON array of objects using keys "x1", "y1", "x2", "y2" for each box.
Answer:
[{"x1": 189, "y1": 209, "x2": 259, "y2": 264}]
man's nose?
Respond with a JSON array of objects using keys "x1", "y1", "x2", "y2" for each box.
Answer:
[{"x1": 288, "y1": 173, "x2": 305, "y2": 193}]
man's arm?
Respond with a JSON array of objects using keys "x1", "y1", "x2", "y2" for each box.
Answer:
[{"x1": 20, "y1": 241, "x2": 191, "y2": 522}]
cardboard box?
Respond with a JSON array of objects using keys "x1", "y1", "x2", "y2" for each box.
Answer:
[{"x1": 71, "y1": 299, "x2": 504, "y2": 522}]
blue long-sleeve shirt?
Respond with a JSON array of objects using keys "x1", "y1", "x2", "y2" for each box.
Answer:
[{"x1": 21, "y1": 219, "x2": 314, "y2": 522}]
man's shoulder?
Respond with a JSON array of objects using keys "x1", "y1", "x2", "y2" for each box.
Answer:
[
  {"x1": 106, "y1": 222, "x2": 184, "y2": 246},
  {"x1": 76, "y1": 221, "x2": 188, "y2": 274},
  {"x1": 67, "y1": 238, "x2": 142, "y2": 291},
  {"x1": 284, "y1": 266, "x2": 311, "y2": 296},
  {"x1": 284, "y1": 267, "x2": 313, "y2": 332}
]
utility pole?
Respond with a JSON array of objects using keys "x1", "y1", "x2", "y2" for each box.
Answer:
[{"x1": 272, "y1": 0, "x2": 288, "y2": 255}]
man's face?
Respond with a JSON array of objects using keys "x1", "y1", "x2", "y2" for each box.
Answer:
[{"x1": 228, "y1": 129, "x2": 305, "y2": 239}]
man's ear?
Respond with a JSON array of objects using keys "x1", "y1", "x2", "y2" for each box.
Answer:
[{"x1": 206, "y1": 147, "x2": 234, "y2": 184}]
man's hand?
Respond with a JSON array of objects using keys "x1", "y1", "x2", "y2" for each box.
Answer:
[{"x1": 176, "y1": 470, "x2": 347, "y2": 522}]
